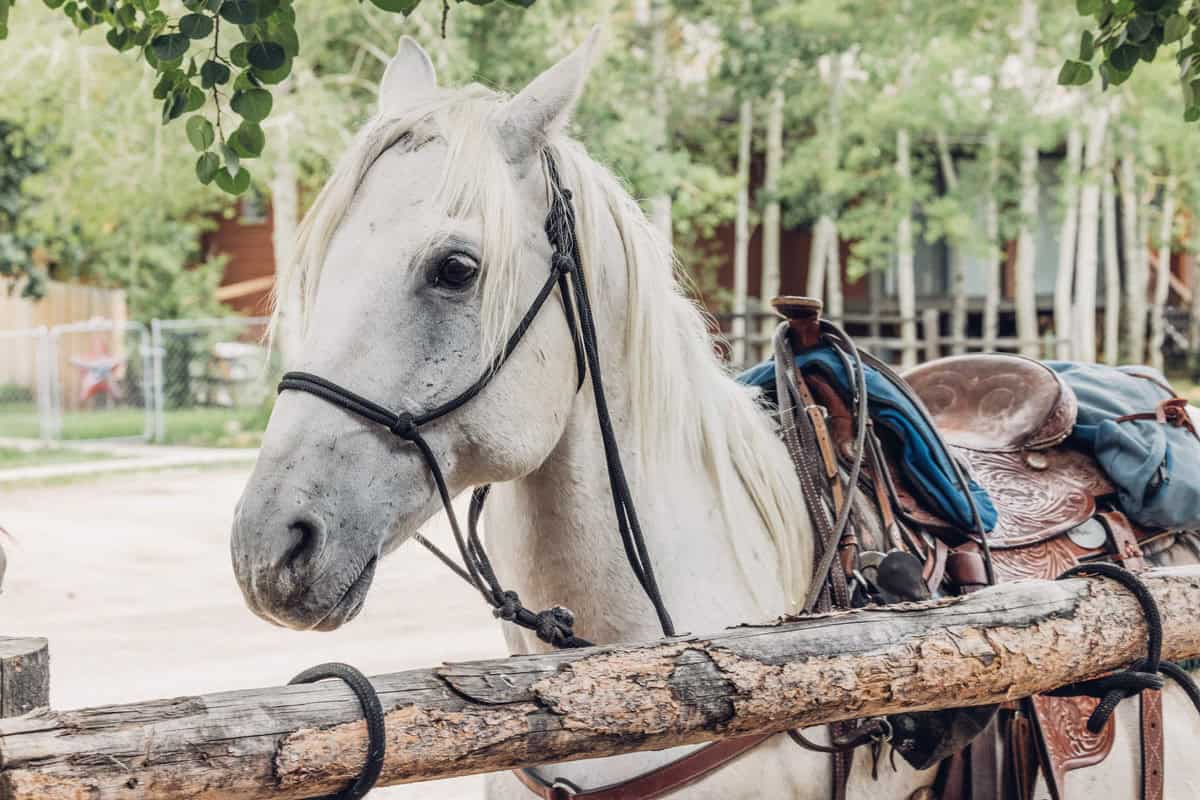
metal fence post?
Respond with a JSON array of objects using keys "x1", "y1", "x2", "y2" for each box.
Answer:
[{"x1": 150, "y1": 319, "x2": 165, "y2": 443}]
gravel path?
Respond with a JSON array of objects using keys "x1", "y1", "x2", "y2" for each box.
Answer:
[{"x1": 0, "y1": 465, "x2": 506, "y2": 798}]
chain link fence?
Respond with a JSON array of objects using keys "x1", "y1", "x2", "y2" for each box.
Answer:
[
  {"x1": 150, "y1": 317, "x2": 276, "y2": 446},
  {"x1": 0, "y1": 316, "x2": 277, "y2": 446}
]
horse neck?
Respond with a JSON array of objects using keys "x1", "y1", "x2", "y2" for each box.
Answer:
[{"x1": 483, "y1": 260, "x2": 789, "y2": 654}]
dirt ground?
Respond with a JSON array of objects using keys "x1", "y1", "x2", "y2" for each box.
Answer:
[{"x1": 0, "y1": 465, "x2": 507, "y2": 798}]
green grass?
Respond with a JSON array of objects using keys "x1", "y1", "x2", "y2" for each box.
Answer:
[
  {"x1": 0, "y1": 445, "x2": 122, "y2": 469},
  {"x1": 0, "y1": 401, "x2": 269, "y2": 447}
]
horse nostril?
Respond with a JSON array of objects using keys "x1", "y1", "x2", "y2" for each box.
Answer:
[{"x1": 282, "y1": 516, "x2": 326, "y2": 574}]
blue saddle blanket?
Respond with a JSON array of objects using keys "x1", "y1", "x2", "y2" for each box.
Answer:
[
  {"x1": 738, "y1": 350, "x2": 997, "y2": 532},
  {"x1": 1047, "y1": 362, "x2": 1200, "y2": 531}
]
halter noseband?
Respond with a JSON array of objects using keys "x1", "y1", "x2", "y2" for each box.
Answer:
[{"x1": 277, "y1": 152, "x2": 674, "y2": 648}]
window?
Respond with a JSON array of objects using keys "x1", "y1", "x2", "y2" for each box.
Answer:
[{"x1": 239, "y1": 191, "x2": 268, "y2": 225}]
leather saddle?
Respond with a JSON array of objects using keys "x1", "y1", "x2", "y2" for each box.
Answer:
[
  {"x1": 901, "y1": 353, "x2": 1159, "y2": 799},
  {"x1": 903, "y1": 354, "x2": 1115, "y2": 551}
]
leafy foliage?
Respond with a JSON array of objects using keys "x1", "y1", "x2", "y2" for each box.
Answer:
[
  {"x1": 0, "y1": 120, "x2": 51, "y2": 298},
  {"x1": 1066, "y1": 0, "x2": 1200, "y2": 120},
  {"x1": 0, "y1": 0, "x2": 537, "y2": 195}
]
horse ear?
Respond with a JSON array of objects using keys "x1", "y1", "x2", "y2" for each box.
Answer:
[
  {"x1": 379, "y1": 36, "x2": 438, "y2": 116},
  {"x1": 498, "y1": 26, "x2": 601, "y2": 165}
]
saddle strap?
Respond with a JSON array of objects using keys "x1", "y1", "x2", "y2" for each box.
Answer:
[
  {"x1": 511, "y1": 735, "x2": 771, "y2": 800},
  {"x1": 1141, "y1": 689, "x2": 1164, "y2": 800}
]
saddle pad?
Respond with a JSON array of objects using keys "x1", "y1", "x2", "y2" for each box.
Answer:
[
  {"x1": 738, "y1": 351, "x2": 997, "y2": 532},
  {"x1": 1048, "y1": 362, "x2": 1200, "y2": 531}
]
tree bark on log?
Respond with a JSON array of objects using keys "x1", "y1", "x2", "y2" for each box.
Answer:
[
  {"x1": 0, "y1": 639, "x2": 47, "y2": 720},
  {"x1": 4, "y1": 568, "x2": 1200, "y2": 800}
]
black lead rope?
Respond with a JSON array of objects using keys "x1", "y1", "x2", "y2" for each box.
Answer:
[
  {"x1": 289, "y1": 663, "x2": 387, "y2": 800},
  {"x1": 1048, "y1": 563, "x2": 1200, "y2": 733},
  {"x1": 278, "y1": 150, "x2": 673, "y2": 650}
]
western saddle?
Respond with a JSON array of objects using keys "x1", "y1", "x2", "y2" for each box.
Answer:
[{"x1": 770, "y1": 298, "x2": 1178, "y2": 800}]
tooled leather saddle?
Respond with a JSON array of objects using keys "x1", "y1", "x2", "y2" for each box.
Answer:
[{"x1": 765, "y1": 298, "x2": 1186, "y2": 800}]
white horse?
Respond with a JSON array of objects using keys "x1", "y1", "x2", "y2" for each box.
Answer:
[{"x1": 231, "y1": 31, "x2": 1200, "y2": 799}]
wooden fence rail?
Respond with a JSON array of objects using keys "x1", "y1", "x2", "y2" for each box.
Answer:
[{"x1": 3, "y1": 567, "x2": 1200, "y2": 799}]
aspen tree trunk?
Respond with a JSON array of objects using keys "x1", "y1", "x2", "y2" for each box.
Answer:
[
  {"x1": 1149, "y1": 174, "x2": 1177, "y2": 371},
  {"x1": 897, "y1": 126, "x2": 918, "y2": 367},
  {"x1": 648, "y1": 0, "x2": 672, "y2": 244},
  {"x1": 1073, "y1": 107, "x2": 1109, "y2": 363},
  {"x1": 984, "y1": 132, "x2": 1001, "y2": 350},
  {"x1": 1015, "y1": 0, "x2": 1041, "y2": 357},
  {"x1": 760, "y1": 84, "x2": 785, "y2": 348},
  {"x1": 1054, "y1": 125, "x2": 1083, "y2": 359},
  {"x1": 731, "y1": 97, "x2": 754, "y2": 367},
  {"x1": 808, "y1": 54, "x2": 844, "y2": 313},
  {"x1": 1102, "y1": 154, "x2": 1121, "y2": 365},
  {"x1": 271, "y1": 116, "x2": 302, "y2": 365},
  {"x1": 936, "y1": 130, "x2": 966, "y2": 355},
  {"x1": 1121, "y1": 147, "x2": 1146, "y2": 362}
]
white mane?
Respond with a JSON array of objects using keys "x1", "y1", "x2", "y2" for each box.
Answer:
[{"x1": 279, "y1": 84, "x2": 813, "y2": 611}]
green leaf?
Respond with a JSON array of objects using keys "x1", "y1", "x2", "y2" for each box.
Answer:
[
  {"x1": 504, "y1": 0, "x2": 537, "y2": 7},
  {"x1": 218, "y1": 0, "x2": 257, "y2": 24},
  {"x1": 200, "y1": 59, "x2": 230, "y2": 88},
  {"x1": 186, "y1": 115, "x2": 215, "y2": 151},
  {"x1": 43, "y1": 0, "x2": 67, "y2": 9},
  {"x1": 230, "y1": 122, "x2": 264, "y2": 158},
  {"x1": 230, "y1": 87, "x2": 272, "y2": 122},
  {"x1": 1140, "y1": 40, "x2": 1159, "y2": 62},
  {"x1": 368, "y1": 0, "x2": 420, "y2": 14},
  {"x1": 215, "y1": 166, "x2": 251, "y2": 195},
  {"x1": 1101, "y1": 59, "x2": 1134, "y2": 85},
  {"x1": 1077, "y1": 0, "x2": 1103, "y2": 15},
  {"x1": 106, "y1": 28, "x2": 134, "y2": 51},
  {"x1": 0, "y1": 0, "x2": 8, "y2": 40},
  {"x1": 1080, "y1": 30, "x2": 1095, "y2": 62},
  {"x1": 1058, "y1": 60, "x2": 1094, "y2": 86},
  {"x1": 1186, "y1": 105, "x2": 1200, "y2": 122},
  {"x1": 246, "y1": 41, "x2": 285, "y2": 70},
  {"x1": 250, "y1": 56, "x2": 291, "y2": 85},
  {"x1": 179, "y1": 12, "x2": 213, "y2": 39},
  {"x1": 185, "y1": 84, "x2": 206, "y2": 112},
  {"x1": 1110, "y1": 43, "x2": 1141, "y2": 71},
  {"x1": 196, "y1": 152, "x2": 220, "y2": 184},
  {"x1": 230, "y1": 41, "x2": 249, "y2": 68},
  {"x1": 1164, "y1": 14, "x2": 1189, "y2": 44},
  {"x1": 1126, "y1": 14, "x2": 1156, "y2": 43},
  {"x1": 161, "y1": 91, "x2": 187, "y2": 124},
  {"x1": 220, "y1": 142, "x2": 240, "y2": 174},
  {"x1": 151, "y1": 33, "x2": 189, "y2": 61}
]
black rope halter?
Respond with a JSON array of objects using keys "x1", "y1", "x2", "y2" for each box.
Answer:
[{"x1": 278, "y1": 151, "x2": 675, "y2": 650}]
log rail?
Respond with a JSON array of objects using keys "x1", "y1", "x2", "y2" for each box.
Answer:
[{"x1": 3, "y1": 567, "x2": 1200, "y2": 799}]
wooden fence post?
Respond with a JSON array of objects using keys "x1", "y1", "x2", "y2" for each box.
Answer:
[
  {"x1": 922, "y1": 308, "x2": 940, "y2": 362},
  {"x1": 0, "y1": 638, "x2": 49, "y2": 719}
]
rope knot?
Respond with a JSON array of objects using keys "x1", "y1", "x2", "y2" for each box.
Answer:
[
  {"x1": 534, "y1": 606, "x2": 578, "y2": 647},
  {"x1": 492, "y1": 590, "x2": 521, "y2": 622},
  {"x1": 388, "y1": 413, "x2": 417, "y2": 439},
  {"x1": 551, "y1": 252, "x2": 576, "y2": 274}
]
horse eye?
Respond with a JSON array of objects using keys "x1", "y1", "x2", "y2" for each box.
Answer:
[{"x1": 433, "y1": 253, "x2": 479, "y2": 291}]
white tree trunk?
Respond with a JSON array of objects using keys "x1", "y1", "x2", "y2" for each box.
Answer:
[
  {"x1": 1149, "y1": 174, "x2": 1177, "y2": 371},
  {"x1": 897, "y1": 127, "x2": 918, "y2": 368},
  {"x1": 636, "y1": 0, "x2": 672, "y2": 243},
  {"x1": 806, "y1": 218, "x2": 828, "y2": 300},
  {"x1": 1120, "y1": 147, "x2": 1146, "y2": 362},
  {"x1": 825, "y1": 220, "x2": 843, "y2": 322},
  {"x1": 1054, "y1": 125, "x2": 1083, "y2": 359},
  {"x1": 731, "y1": 97, "x2": 754, "y2": 366},
  {"x1": 1014, "y1": 0, "x2": 1041, "y2": 357},
  {"x1": 1073, "y1": 107, "x2": 1109, "y2": 362},
  {"x1": 1102, "y1": 152, "x2": 1121, "y2": 365},
  {"x1": 936, "y1": 130, "x2": 967, "y2": 355},
  {"x1": 759, "y1": 85, "x2": 784, "y2": 348},
  {"x1": 984, "y1": 131, "x2": 1001, "y2": 350},
  {"x1": 270, "y1": 120, "x2": 302, "y2": 366}
]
